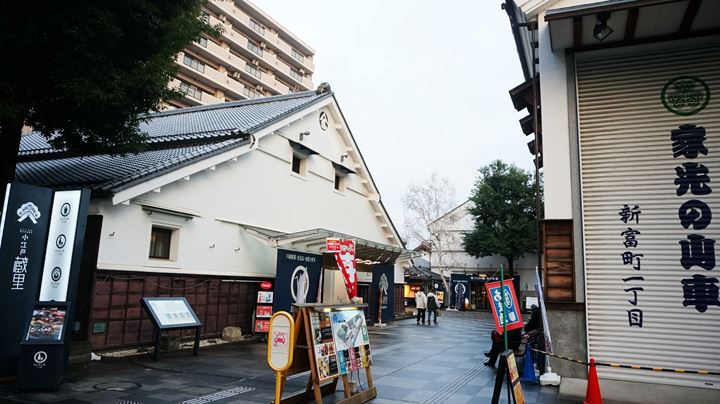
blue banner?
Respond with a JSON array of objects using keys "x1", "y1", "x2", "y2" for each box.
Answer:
[{"x1": 273, "y1": 249, "x2": 322, "y2": 313}]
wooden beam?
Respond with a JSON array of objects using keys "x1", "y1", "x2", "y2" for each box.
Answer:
[
  {"x1": 624, "y1": 8, "x2": 639, "y2": 41},
  {"x1": 679, "y1": 0, "x2": 702, "y2": 33},
  {"x1": 573, "y1": 16, "x2": 583, "y2": 49},
  {"x1": 569, "y1": 27, "x2": 720, "y2": 53},
  {"x1": 545, "y1": 0, "x2": 684, "y2": 21}
]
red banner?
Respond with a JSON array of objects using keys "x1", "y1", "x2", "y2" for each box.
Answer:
[
  {"x1": 485, "y1": 279, "x2": 523, "y2": 333},
  {"x1": 327, "y1": 238, "x2": 357, "y2": 299}
]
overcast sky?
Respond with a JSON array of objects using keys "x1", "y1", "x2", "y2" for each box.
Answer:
[{"x1": 258, "y1": 0, "x2": 533, "y2": 235}]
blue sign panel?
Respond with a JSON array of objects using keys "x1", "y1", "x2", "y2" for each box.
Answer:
[{"x1": 273, "y1": 249, "x2": 322, "y2": 313}]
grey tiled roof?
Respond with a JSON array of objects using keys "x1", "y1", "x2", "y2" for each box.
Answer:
[{"x1": 16, "y1": 90, "x2": 331, "y2": 192}]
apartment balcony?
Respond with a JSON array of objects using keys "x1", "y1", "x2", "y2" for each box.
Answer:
[
  {"x1": 168, "y1": 78, "x2": 223, "y2": 106},
  {"x1": 175, "y1": 53, "x2": 246, "y2": 100},
  {"x1": 208, "y1": 0, "x2": 315, "y2": 73},
  {"x1": 271, "y1": 58, "x2": 313, "y2": 91}
]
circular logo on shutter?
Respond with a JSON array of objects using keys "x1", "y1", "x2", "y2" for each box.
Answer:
[
  {"x1": 661, "y1": 76, "x2": 710, "y2": 116},
  {"x1": 51, "y1": 267, "x2": 62, "y2": 282},
  {"x1": 319, "y1": 111, "x2": 329, "y2": 131},
  {"x1": 34, "y1": 351, "x2": 48, "y2": 364}
]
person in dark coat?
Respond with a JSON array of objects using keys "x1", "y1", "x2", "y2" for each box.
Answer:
[
  {"x1": 484, "y1": 305, "x2": 542, "y2": 367},
  {"x1": 426, "y1": 291, "x2": 439, "y2": 325}
]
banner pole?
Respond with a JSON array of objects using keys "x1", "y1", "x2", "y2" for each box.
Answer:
[{"x1": 500, "y1": 264, "x2": 507, "y2": 352}]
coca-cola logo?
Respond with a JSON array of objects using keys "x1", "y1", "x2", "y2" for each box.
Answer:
[{"x1": 260, "y1": 281, "x2": 272, "y2": 290}]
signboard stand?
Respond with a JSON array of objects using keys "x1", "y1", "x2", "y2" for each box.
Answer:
[
  {"x1": 15, "y1": 302, "x2": 71, "y2": 391},
  {"x1": 491, "y1": 351, "x2": 525, "y2": 404},
  {"x1": 271, "y1": 304, "x2": 377, "y2": 404},
  {"x1": 140, "y1": 297, "x2": 201, "y2": 362}
]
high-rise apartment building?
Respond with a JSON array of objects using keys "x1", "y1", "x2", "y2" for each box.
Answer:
[{"x1": 168, "y1": 0, "x2": 315, "y2": 108}]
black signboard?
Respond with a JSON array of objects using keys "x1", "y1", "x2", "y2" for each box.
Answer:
[
  {"x1": 370, "y1": 264, "x2": 395, "y2": 323},
  {"x1": 451, "y1": 274, "x2": 471, "y2": 310},
  {"x1": 273, "y1": 249, "x2": 322, "y2": 313},
  {"x1": 16, "y1": 302, "x2": 70, "y2": 391},
  {"x1": 0, "y1": 182, "x2": 54, "y2": 377}
]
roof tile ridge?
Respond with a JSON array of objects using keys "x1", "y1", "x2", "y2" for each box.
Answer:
[{"x1": 145, "y1": 91, "x2": 318, "y2": 118}]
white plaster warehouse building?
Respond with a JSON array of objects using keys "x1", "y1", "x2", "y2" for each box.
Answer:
[
  {"x1": 504, "y1": 0, "x2": 719, "y2": 401},
  {"x1": 16, "y1": 85, "x2": 411, "y2": 349}
]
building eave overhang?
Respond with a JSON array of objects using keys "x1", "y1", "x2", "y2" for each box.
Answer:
[{"x1": 544, "y1": 0, "x2": 720, "y2": 52}]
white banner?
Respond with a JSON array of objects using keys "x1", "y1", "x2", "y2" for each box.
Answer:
[{"x1": 39, "y1": 191, "x2": 82, "y2": 301}]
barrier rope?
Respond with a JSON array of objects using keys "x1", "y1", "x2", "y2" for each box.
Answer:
[{"x1": 530, "y1": 348, "x2": 720, "y2": 376}]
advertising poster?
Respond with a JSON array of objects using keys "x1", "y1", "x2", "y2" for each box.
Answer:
[
  {"x1": 370, "y1": 265, "x2": 394, "y2": 323},
  {"x1": 274, "y1": 249, "x2": 322, "y2": 313},
  {"x1": 309, "y1": 311, "x2": 339, "y2": 380},
  {"x1": 256, "y1": 305, "x2": 273, "y2": 318},
  {"x1": 0, "y1": 182, "x2": 54, "y2": 376},
  {"x1": 25, "y1": 306, "x2": 66, "y2": 342},
  {"x1": 255, "y1": 319, "x2": 270, "y2": 333},
  {"x1": 257, "y1": 291, "x2": 274, "y2": 304},
  {"x1": 451, "y1": 274, "x2": 471, "y2": 309},
  {"x1": 485, "y1": 279, "x2": 523, "y2": 333},
  {"x1": 330, "y1": 309, "x2": 371, "y2": 375}
]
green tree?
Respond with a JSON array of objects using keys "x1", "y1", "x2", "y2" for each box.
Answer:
[
  {"x1": 0, "y1": 1, "x2": 215, "y2": 189},
  {"x1": 463, "y1": 160, "x2": 536, "y2": 276}
]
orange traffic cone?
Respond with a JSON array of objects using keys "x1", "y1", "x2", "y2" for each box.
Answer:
[{"x1": 584, "y1": 357, "x2": 603, "y2": 404}]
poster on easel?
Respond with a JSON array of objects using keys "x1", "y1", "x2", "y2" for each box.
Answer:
[
  {"x1": 330, "y1": 309, "x2": 371, "y2": 375},
  {"x1": 308, "y1": 310, "x2": 339, "y2": 381}
]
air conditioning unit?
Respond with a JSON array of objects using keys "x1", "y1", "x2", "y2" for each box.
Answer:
[
  {"x1": 255, "y1": 85, "x2": 264, "y2": 92},
  {"x1": 252, "y1": 59, "x2": 259, "y2": 66},
  {"x1": 231, "y1": 72, "x2": 241, "y2": 79},
  {"x1": 260, "y1": 42, "x2": 267, "y2": 49}
]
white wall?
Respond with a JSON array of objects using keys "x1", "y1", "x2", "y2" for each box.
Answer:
[{"x1": 94, "y1": 105, "x2": 404, "y2": 281}]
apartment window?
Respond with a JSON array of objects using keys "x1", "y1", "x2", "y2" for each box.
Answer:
[
  {"x1": 291, "y1": 154, "x2": 307, "y2": 175},
  {"x1": 179, "y1": 81, "x2": 202, "y2": 100},
  {"x1": 197, "y1": 37, "x2": 208, "y2": 48},
  {"x1": 291, "y1": 49, "x2": 304, "y2": 63},
  {"x1": 183, "y1": 54, "x2": 205, "y2": 73},
  {"x1": 243, "y1": 86, "x2": 260, "y2": 99},
  {"x1": 290, "y1": 69, "x2": 303, "y2": 82},
  {"x1": 149, "y1": 227, "x2": 173, "y2": 259},
  {"x1": 200, "y1": 11, "x2": 209, "y2": 23},
  {"x1": 247, "y1": 41, "x2": 263, "y2": 57},
  {"x1": 334, "y1": 174, "x2": 346, "y2": 192},
  {"x1": 245, "y1": 63, "x2": 261, "y2": 79},
  {"x1": 249, "y1": 19, "x2": 265, "y2": 36}
]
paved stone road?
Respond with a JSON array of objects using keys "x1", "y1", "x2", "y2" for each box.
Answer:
[{"x1": 0, "y1": 310, "x2": 574, "y2": 403}]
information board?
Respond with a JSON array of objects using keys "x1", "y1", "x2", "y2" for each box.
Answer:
[
  {"x1": 257, "y1": 291, "x2": 274, "y2": 304},
  {"x1": 256, "y1": 305, "x2": 273, "y2": 319},
  {"x1": 142, "y1": 297, "x2": 201, "y2": 329}
]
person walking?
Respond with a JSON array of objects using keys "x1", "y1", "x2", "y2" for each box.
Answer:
[
  {"x1": 426, "y1": 291, "x2": 439, "y2": 325},
  {"x1": 415, "y1": 289, "x2": 427, "y2": 325}
]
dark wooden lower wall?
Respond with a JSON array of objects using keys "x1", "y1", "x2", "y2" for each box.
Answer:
[
  {"x1": 542, "y1": 219, "x2": 575, "y2": 302},
  {"x1": 89, "y1": 271, "x2": 259, "y2": 349},
  {"x1": 394, "y1": 284, "x2": 404, "y2": 317}
]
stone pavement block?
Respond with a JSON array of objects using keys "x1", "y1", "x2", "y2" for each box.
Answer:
[
  {"x1": 401, "y1": 388, "x2": 437, "y2": 402},
  {"x1": 374, "y1": 375, "x2": 427, "y2": 389},
  {"x1": 445, "y1": 392, "x2": 475, "y2": 403}
]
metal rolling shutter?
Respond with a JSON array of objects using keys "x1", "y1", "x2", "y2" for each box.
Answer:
[{"x1": 577, "y1": 41, "x2": 720, "y2": 389}]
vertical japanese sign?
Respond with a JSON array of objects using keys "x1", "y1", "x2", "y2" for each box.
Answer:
[
  {"x1": 0, "y1": 182, "x2": 54, "y2": 377},
  {"x1": 38, "y1": 190, "x2": 82, "y2": 301},
  {"x1": 326, "y1": 238, "x2": 357, "y2": 299},
  {"x1": 669, "y1": 123, "x2": 717, "y2": 312},
  {"x1": 450, "y1": 274, "x2": 470, "y2": 309},
  {"x1": 485, "y1": 279, "x2": 523, "y2": 333},
  {"x1": 618, "y1": 204, "x2": 644, "y2": 327}
]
